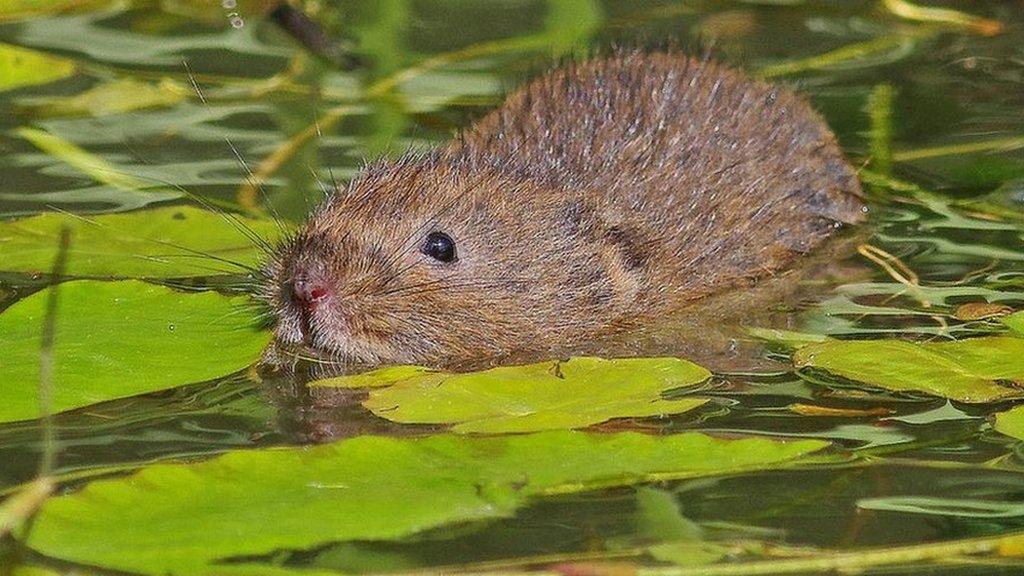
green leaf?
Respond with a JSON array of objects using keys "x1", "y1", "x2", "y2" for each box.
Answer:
[
  {"x1": 27, "y1": 431, "x2": 827, "y2": 575},
  {"x1": 1002, "y1": 311, "x2": 1024, "y2": 336},
  {"x1": 632, "y1": 487, "x2": 702, "y2": 541},
  {"x1": 648, "y1": 541, "x2": 727, "y2": 568},
  {"x1": 312, "y1": 364, "x2": 437, "y2": 389},
  {"x1": 314, "y1": 357, "x2": 711, "y2": 433},
  {"x1": 32, "y1": 78, "x2": 187, "y2": 117},
  {"x1": 793, "y1": 338, "x2": 1024, "y2": 403},
  {"x1": 626, "y1": 487, "x2": 726, "y2": 568},
  {"x1": 0, "y1": 206, "x2": 282, "y2": 278},
  {"x1": 0, "y1": 280, "x2": 271, "y2": 423},
  {"x1": 994, "y1": 406, "x2": 1024, "y2": 441},
  {"x1": 0, "y1": 43, "x2": 74, "y2": 91}
]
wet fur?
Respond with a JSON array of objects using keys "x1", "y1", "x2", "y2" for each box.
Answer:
[{"x1": 264, "y1": 51, "x2": 864, "y2": 368}]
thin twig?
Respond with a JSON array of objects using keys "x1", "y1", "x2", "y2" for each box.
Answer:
[{"x1": 37, "y1": 226, "x2": 71, "y2": 478}]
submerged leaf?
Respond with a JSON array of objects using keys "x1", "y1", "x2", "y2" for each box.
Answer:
[
  {"x1": 953, "y1": 302, "x2": 1013, "y2": 321},
  {"x1": 315, "y1": 357, "x2": 711, "y2": 433},
  {"x1": 632, "y1": 487, "x2": 702, "y2": 541},
  {"x1": 0, "y1": 206, "x2": 283, "y2": 278},
  {"x1": 0, "y1": 43, "x2": 74, "y2": 91},
  {"x1": 16, "y1": 127, "x2": 171, "y2": 193},
  {"x1": 27, "y1": 431, "x2": 827, "y2": 575},
  {"x1": 793, "y1": 338, "x2": 1024, "y2": 403},
  {"x1": 0, "y1": 280, "x2": 271, "y2": 423},
  {"x1": 747, "y1": 327, "x2": 828, "y2": 348}
]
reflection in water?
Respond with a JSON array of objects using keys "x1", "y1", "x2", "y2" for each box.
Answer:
[{"x1": 1, "y1": 0, "x2": 1024, "y2": 573}]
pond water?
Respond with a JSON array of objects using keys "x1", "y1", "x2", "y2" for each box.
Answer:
[{"x1": 2, "y1": 1, "x2": 1024, "y2": 575}]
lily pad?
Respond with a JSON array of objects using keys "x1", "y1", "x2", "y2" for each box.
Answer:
[
  {"x1": 793, "y1": 338, "x2": 1024, "y2": 403},
  {"x1": 0, "y1": 43, "x2": 74, "y2": 91},
  {"x1": 26, "y1": 431, "x2": 827, "y2": 575},
  {"x1": 314, "y1": 357, "x2": 711, "y2": 433},
  {"x1": 0, "y1": 280, "x2": 271, "y2": 423},
  {"x1": 0, "y1": 206, "x2": 283, "y2": 278},
  {"x1": 313, "y1": 364, "x2": 437, "y2": 389},
  {"x1": 994, "y1": 406, "x2": 1024, "y2": 441}
]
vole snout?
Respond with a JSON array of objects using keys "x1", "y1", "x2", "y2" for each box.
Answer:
[{"x1": 291, "y1": 272, "x2": 332, "y2": 309}]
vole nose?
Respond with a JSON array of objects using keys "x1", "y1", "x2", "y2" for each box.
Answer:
[{"x1": 291, "y1": 275, "x2": 332, "y2": 308}]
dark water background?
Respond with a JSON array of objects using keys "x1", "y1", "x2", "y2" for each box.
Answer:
[{"x1": 2, "y1": 1, "x2": 1024, "y2": 574}]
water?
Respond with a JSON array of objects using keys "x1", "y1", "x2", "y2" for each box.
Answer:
[{"x1": 2, "y1": 1, "x2": 1024, "y2": 575}]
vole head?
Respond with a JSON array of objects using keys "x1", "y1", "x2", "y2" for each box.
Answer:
[{"x1": 262, "y1": 155, "x2": 651, "y2": 367}]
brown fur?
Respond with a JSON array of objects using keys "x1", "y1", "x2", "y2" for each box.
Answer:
[{"x1": 262, "y1": 51, "x2": 865, "y2": 368}]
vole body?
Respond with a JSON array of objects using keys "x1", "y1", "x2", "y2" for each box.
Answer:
[{"x1": 264, "y1": 51, "x2": 864, "y2": 367}]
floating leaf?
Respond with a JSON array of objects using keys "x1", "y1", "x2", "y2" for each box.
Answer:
[
  {"x1": 32, "y1": 78, "x2": 187, "y2": 117},
  {"x1": 27, "y1": 431, "x2": 827, "y2": 575},
  {"x1": 1003, "y1": 312, "x2": 1024, "y2": 336},
  {"x1": 0, "y1": 43, "x2": 74, "y2": 91},
  {"x1": 314, "y1": 357, "x2": 711, "y2": 433},
  {"x1": 0, "y1": 206, "x2": 283, "y2": 278},
  {"x1": 794, "y1": 338, "x2": 1024, "y2": 403},
  {"x1": 994, "y1": 406, "x2": 1024, "y2": 441},
  {"x1": 313, "y1": 365, "x2": 437, "y2": 389},
  {"x1": 0, "y1": 280, "x2": 271, "y2": 423}
]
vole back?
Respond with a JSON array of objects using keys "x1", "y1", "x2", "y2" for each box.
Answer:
[
  {"x1": 265, "y1": 51, "x2": 864, "y2": 368},
  {"x1": 446, "y1": 51, "x2": 864, "y2": 298}
]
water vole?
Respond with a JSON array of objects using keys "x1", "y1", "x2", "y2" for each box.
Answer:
[{"x1": 263, "y1": 51, "x2": 865, "y2": 367}]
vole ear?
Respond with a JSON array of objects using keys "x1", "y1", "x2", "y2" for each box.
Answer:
[
  {"x1": 594, "y1": 220, "x2": 648, "y2": 309},
  {"x1": 558, "y1": 198, "x2": 649, "y2": 309}
]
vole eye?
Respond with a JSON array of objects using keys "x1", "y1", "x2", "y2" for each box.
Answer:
[{"x1": 421, "y1": 231, "x2": 457, "y2": 263}]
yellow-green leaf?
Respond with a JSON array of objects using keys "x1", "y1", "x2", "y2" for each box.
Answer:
[
  {"x1": 0, "y1": 206, "x2": 283, "y2": 278},
  {"x1": 32, "y1": 78, "x2": 187, "y2": 117},
  {"x1": 16, "y1": 127, "x2": 156, "y2": 191},
  {"x1": 315, "y1": 357, "x2": 711, "y2": 433},
  {"x1": 794, "y1": 338, "x2": 1024, "y2": 403},
  {"x1": 0, "y1": 280, "x2": 271, "y2": 423},
  {"x1": 27, "y1": 431, "x2": 826, "y2": 575},
  {"x1": 994, "y1": 406, "x2": 1024, "y2": 441},
  {"x1": 0, "y1": 43, "x2": 75, "y2": 91}
]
